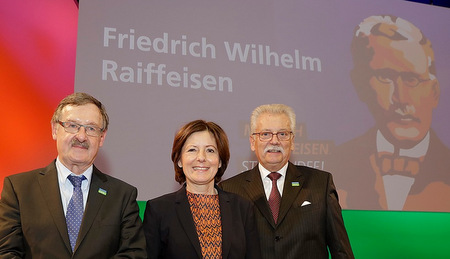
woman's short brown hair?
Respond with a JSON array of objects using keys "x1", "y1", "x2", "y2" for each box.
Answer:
[{"x1": 171, "y1": 120, "x2": 230, "y2": 184}]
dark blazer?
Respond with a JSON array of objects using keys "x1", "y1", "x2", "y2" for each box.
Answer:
[
  {"x1": 0, "y1": 161, "x2": 147, "y2": 259},
  {"x1": 142, "y1": 185, "x2": 261, "y2": 259},
  {"x1": 219, "y1": 162, "x2": 354, "y2": 259}
]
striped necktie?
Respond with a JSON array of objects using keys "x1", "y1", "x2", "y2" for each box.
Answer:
[{"x1": 268, "y1": 172, "x2": 281, "y2": 224}]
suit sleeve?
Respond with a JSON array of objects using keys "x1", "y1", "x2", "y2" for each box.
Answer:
[
  {"x1": 325, "y1": 174, "x2": 355, "y2": 259},
  {"x1": 0, "y1": 177, "x2": 25, "y2": 258},
  {"x1": 113, "y1": 186, "x2": 147, "y2": 259},
  {"x1": 142, "y1": 200, "x2": 163, "y2": 259},
  {"x1": 244, "y1": 201, "x2": 262, "y2": 259}
]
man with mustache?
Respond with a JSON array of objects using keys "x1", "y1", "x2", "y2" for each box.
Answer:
[
  {"x1": 330, "y1": 15, "x2": 450, "y2": 211},
  {"x1": 219, "y1": 104, "x2": 354, "y2": 259},
  {"x1": 0, "y1": 93, "x2": 147, "y2": 258}
]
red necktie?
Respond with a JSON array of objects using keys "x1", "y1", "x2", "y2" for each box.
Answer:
[{"x1": 268, "y1": 172, "x2": 282, "y2": 224}]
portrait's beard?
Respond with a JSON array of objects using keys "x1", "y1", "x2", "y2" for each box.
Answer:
[{"x1": 72, "y1": 138, "x2": 89, "y2": 149}]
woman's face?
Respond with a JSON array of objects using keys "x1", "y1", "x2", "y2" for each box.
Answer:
[{"x1": 178, "y1": 130, "x2": 221, "y2": 191}]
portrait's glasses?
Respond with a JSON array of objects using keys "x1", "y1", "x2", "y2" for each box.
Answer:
[
  {"x1": 252, "y1": 131, "x2": 293, "y2": 141},
  {"x1": 373, "y1": 69, "x2": 431, "y2": 88},
  {"x1": 58, "y1": 121, "x2": 104, "y2": 137}
]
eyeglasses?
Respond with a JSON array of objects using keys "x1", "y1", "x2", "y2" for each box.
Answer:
[
  {"x1": 252, "y1": 131, "x2": 293, "y2": 141},
  {"x1": 58, "y1": 121, "x2": 104, "y2": 137},
  {"x1": 373, "y1": 69, "x2": 430, "y2": 88}
]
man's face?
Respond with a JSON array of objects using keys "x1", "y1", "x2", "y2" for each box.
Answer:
[
  {"x1": 250, "y1": 112, "x2": 294, "y2": 172},
  {"x1": 363, "y1": 36, "x2": 439, "y2": 147},
  {"x1": 52, "y1": 103, "x2": 107, "y2": 173}
]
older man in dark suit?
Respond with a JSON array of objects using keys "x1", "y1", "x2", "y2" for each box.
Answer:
[
  {"x1": 219, "y1": 104, "x2": 354, "y2": 259},
  {"x1": 0, "y1": 93, "x2": 146, "y2": 259}
]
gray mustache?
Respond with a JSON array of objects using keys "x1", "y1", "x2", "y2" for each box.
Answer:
[
  {"x1": 264, "y1": 145, "x2": 284, "y2": 154},
  {"x1": 72, "y1": 139, "x2": 89, "y2": 149}
]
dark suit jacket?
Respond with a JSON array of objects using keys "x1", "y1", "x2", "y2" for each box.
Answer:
[
  {"x1": 219, "y1": 162, "x2": 354, "y2": 259},
  {"x1": 142, "y1": 185, "x2": 261, "y2": 259},
  {"x1": 0, "y1": 161, "x2": 147, "y2": 259}
]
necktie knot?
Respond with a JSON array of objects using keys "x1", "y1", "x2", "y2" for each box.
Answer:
[
  {"x1": 268, "y1": 172, "x2": 281, "y2": 181},
  {"x1": 68, "y1": 175, "x2": 86, "y2": 188}
]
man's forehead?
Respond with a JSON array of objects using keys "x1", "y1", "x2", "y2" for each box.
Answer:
[
  {"x1": 62, "y1": 103, "x2": 98, "y2": 111},
  {"x1": 61, "y1": 104, "x2": 102, "y2": 120},
  {"x1": 257, "y1": 113, "x2": 291, "y2": 127}
]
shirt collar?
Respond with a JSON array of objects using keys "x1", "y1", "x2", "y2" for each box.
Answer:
[
  {"x1": 376, "y1": 130, "x2": 429, "y2": 158},
  {"x1": 56, "y1": 156, "x2": 93, "y2": 185},
  {"x1": 259, "y1": 162, "x2": 288, "y2": 180}
]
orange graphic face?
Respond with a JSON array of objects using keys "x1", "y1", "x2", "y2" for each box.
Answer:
[{"x1": 363, "y1": 35, "x2": 439, "y2": 148}]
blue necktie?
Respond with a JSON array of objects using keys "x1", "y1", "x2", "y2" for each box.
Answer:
[{"x1": 66, "y1": 175, "x2": 86, "y2": 252}]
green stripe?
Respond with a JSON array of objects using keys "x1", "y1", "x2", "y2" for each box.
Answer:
[{"x1": 137, "y1": 201, "x2": 450, "y2": 259}]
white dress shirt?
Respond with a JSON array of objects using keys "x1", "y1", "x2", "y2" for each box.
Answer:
[
  {"x1": 56, "y1": 157, "x2": 93, "y2": 215},
  {"x1": 376, "y1": 130, "x2": 429, "y2": 210},
  {"x1": 259, "y1": 163, "x2": 288, "y2": 200}
]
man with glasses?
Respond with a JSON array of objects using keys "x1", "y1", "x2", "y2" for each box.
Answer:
[
  {"x1": 330, "y1": 15, "x2": 450, "y2": 211},
  {"x1": 219, "y1": 104, "x2": 354, "y2": 259},
  {"x1": 0, "y1": 93, "x2": 146, "y2": 258}
]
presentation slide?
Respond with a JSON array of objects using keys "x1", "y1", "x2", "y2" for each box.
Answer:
[{"x1": 75, "y1": 0, "x2": 450, "y2": 212}]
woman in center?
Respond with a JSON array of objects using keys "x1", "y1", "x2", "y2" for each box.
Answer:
[{"x1": 143, "y1": 120, "x2": 261, "y2": 259}]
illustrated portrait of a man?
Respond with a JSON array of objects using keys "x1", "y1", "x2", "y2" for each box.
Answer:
[{"x1": 331, "y1": 15, "x2": 450, "y2": 211}]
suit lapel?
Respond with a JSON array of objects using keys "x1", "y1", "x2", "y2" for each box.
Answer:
[
  {"x1": 278, "y1": 162, "x2": 304, "y2": 225},
  {"x1": 174, "y1": 187, "x2": 203, "y2": 258},
  {"x1": 38, "y1": 161, "x2": 72, "y2": 253},
  {"x1": 218, "y1": 189, "x2": 232, "y2": 258},
  {"x1": 76, "y1": 166, "x2": 107, "y2": 252},
  {"x1": 244, "y1": 167, "x2": 276, "y2": 228}
]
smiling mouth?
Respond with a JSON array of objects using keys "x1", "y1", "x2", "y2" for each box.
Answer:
[
  {"x1": 193, "y1": 166, "x2": 209, "y2": 170},
  {"x1": 73, "y1": 145, "x2": 88, "y2": 149}
]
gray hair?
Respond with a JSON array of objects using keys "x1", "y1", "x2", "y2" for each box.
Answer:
[
  {"x1": 51, "y1": 92, "x2": 109, "y2": 131},
  {"x1": 250, "y1": 104, "x2": 296, "y2": 134}
]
